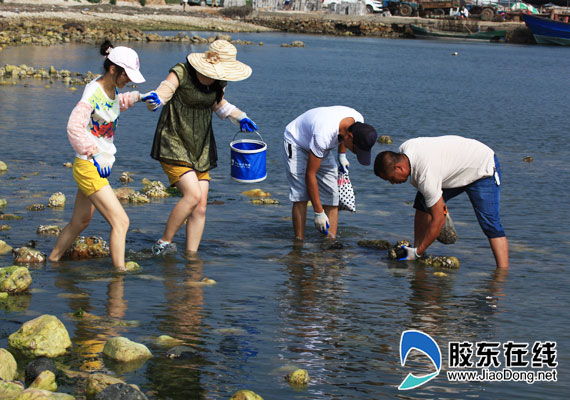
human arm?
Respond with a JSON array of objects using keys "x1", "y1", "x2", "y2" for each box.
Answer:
[
  {"x1": 212, "y1": 96, "x2": 257, "y2": 132},
  {"x1": 141, "y1": 72, "x2": 179, "y2": 111},
  {"x1": 400, "y1": 196, "x2": 446, "y2": 260},
  {"x1": 118, "y1": 91, "x2": 141, "y2": 112},
  {"x1": 338, "y1": 141, "x2": 349, "y2": 173},
  {"x1": 67, "y1": 101, "x2": 97, "y2": 157}
]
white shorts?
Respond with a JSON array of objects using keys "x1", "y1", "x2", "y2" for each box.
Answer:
[{"x1": 282, "y1": 140, "x2": 339, "y2": 206}]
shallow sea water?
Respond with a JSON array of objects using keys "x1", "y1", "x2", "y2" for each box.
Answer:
[{"x1": 1, "y1": 32, "x2": 569, "y2": 399}]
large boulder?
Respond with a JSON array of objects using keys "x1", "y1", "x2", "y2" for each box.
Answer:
[
  {"x1": 94, "y1": 383, "x2": 147, "y2": 400},
  {"x1": 8, "y1": 315, "x2": 72, "y2": 358},
  {"x1": 25, "y1": 357, "x2": 58, "y2": 387},
  {"x1": 0, "y1": 348, "x2": 18, "y2": 381},
  {"x1": 102, "y1": 337, "x2": 152, "y2": 363},
  {"x1": 0, "y1": 266, "x2": 32, "y2": 293},
  {"x1": 63, "y1": 237, "x2": 109, "y2": 260}
]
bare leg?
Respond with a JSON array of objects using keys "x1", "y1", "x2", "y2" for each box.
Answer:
[
  {"x1": 292, "y1": 201, "x2": 308, "y2": 240},
  {"x1": 489, "y1": 236, "x2": 509, "y2": 269},
  {"x1": 89, "y1": 185, "x2": 130, "y2": 270},
  {"x1": 160, "y1": 171, "x2": 201, "y2": 244},
  {"x1": 49, "y1": 190, "x2": 95, "y2": 262},
  {"x1": 185, "y1": 179, "x2": 209, "y2": 253},
  {"x1": 323, "y1": 205, "x2": 338, "y2": 239},
  {"x1": 413, "y1": 209, "x2": 431, "y2": 247}
]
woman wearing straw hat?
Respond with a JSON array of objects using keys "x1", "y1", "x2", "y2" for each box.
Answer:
[
  {"x1": 141, "y1": 40, "x2": 257, "y2": 256},
  {"x1": 49, "y1": 40, "x2": 146, "y2": 271}
]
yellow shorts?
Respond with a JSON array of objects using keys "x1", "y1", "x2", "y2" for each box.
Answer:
[
  {"x1": 160, "y1": 162, "x2": 210, "y2": 186},
  {"x1": 73, "y1": 157, "x2": 109, "y2": 197}
]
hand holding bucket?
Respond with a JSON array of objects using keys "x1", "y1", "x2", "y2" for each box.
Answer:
[{"x1": 229, "y1": 130, "x2": 267, "y2": 183}]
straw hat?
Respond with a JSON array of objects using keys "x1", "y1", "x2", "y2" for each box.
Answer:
[{"x1": 187, "y1": 40, "x2": 252, "y2": 82}]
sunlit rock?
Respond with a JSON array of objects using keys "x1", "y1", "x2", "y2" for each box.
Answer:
[
  {"x1": 242, "y1": 188, "x2": 271, "y2": 197},
  {"x1": 0, "y1": 266, "x2": 32, "y2": 293},
  {"x1": 0, "y1": 161, "x2": 7, "y2": 171},
  {"x1": 125, "y1": 261, "x2": 141, "y2": 272},
  {"x1": 230, "y1": 390, "x2": 264, "y2": 400},
  {"x1": 29, "y1": 370, "x2": 57, "y2": 392},
  {"x1": 419, "y1": 256, "x2": 460, "y2": 269},
  {"x1": 102, "y1": 337, "x2": 152, "y2": 363},
  {"x1": 357, "y1": 239, "x2": 391, "y2": 250},
  {"x1": 0, "y1": 348, "x2": 18, "y2": 381},
  {"x1": 523, "y1": 156, "x2": 533, "y2": 162},
  {"x1": 128, "y1": 192, "x2": 150, "y2": 204},
  {"x1": 377, "y1": 135, "x2": 393, "y2": 144},
  {"x1": 0, "y1": 213, "x2": 22, "y2": 220},
  {"x1": 0, "y1": 239, "x2": 13, "y2": 255},
  {"x1": 14, "y1": 388, "x2": 74, "y2": 399},
  {"x1": 37, "y1": 225, "x2": 62, "y2": 236},
  {"x1": 85, "y1": 373, "x2": 130, "y2": 400},
  {"x1": 0, "y1": 199, "x2": 6, "y2": 208},
  {"x1": 434, "y1": 271, "x2": 448, "y2": 277},
  {"x1": 119, "y1": 172, "x2": 134, "y2": 185},
  {"x1": 8, "y1": 315, "x2": 72, "y2": 358},
  {"x1": 154, "y1": 335, "x2": 183, "y2": 348},
  {"x1": 250, "y1": 198, "x2": 279, "y2": 205},
  {"x1": 63, "y1": 236, "x2": 109, "y2": 260},
  {"x1": 0, "y1": 380, "x2": 24, "y2": 399},
  {"x1": 0, "y1": 224, "x2": 11, "y2": 230},
  {"x1": 48, "y1": 192, "x2": 66, "y2": 208},
  {"x1": 286, "y1": 368, "x2": 310, "y2": 385},
  {"x1": 62, "y1": 162, "x2": 73, "y2": 168},
  {"x1": 13, "y1": 247, "x2": 47, "y2": 264}
]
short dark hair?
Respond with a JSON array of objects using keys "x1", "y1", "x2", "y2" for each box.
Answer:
[{"x1": 374, "y1": 151, "x2": 402, "y2": 177}]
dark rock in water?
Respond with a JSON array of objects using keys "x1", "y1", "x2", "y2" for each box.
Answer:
[
  {"x1": 94, "y1": 383, "x2": 148, "y2": 400},
  {"x1": 25, "y1": 357, "x2": 58, "y2": 386},
  {"x1": 357, "y1": 239, "x2": 391, "y2": 250},
  {"x1": 523, "y1": 156, "x2": 533, "y2": 163},
  {"x1": 166, "y1": 346, "x2": 200, "y2": 360},
  {"x1": 322, "y1": 240, "x2": 343, "y2": 250},
  {"x1": 26, "y1": 240, "x2": 37, "y2": 248},
  {"x1": 388, "y1": 240, "x2": 411, "y2": 260}
]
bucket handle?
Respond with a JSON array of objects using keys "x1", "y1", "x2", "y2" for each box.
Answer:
[{"x1": 232, "y1": 130, "x2": 264, "y2": 143}]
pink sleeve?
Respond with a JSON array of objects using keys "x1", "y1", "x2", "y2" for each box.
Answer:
[
  {"x1": 118, "y1": 91, "x2": 140, "y2": 112},
  {"x1": 67, "y1": 101, "x2": 97, "y2": 156}
]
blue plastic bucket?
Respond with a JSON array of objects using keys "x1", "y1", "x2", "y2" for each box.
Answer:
[{"x1": 230, "y1": 131, "x2": 267, "y2": 183}]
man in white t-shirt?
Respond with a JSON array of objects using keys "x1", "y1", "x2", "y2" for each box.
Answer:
[
  {"x1": 374, "y1": 135, "x2": 508, "y2": 269},
  {"x1": 283, "y1": 106, "x2": 378, "y2": 240}
]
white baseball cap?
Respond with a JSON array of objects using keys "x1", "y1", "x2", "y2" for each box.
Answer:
[{"x1": 107, "y1": 46, "x2": 145, "y2": 83}]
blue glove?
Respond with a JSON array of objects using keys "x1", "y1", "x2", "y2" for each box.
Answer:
[
  {"x1": 141, "y1": 91, "x2": 162, "y2": 112},
  {"x1": 92, "y1": 153, "x2": 111, "y2": 178},
  {"x1": 240, "y1": 117, "x2": 258, "y2": 132},
  {"x1": 314, "y1": 211, "x2": 330, "y2": 235},
  {"x1": 338, "y1": 152, "x2": 350, "y2": 174},
  {"x1": 398, "y1": 245, "x2": 419, "y2": 261}
]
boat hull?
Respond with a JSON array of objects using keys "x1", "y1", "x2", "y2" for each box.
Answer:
[
  {"x1": 522, "y1": 14, "x2": 570, "y2": 45},
  {"x1": 410, "y1": 25, "x2": 506, "y2": 41}
]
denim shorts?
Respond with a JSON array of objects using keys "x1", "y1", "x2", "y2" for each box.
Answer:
[{"x1": 413, "y1": 155, "x2": 505, "y2": 238}]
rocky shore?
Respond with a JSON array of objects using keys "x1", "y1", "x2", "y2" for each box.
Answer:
[{"x1": 0, "y1": 0, "x2": 534, "y2": 48}]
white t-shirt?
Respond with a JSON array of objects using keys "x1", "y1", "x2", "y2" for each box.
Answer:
[
  {"x1": 283, "y1": 106, "x2": 363, "y2": 159},
  {"x1": 400, "y1": 135, "x2": 495, "y2": 208},
  {"x1": 76, "y1": 78, "x2": 120, "y2": 166}
]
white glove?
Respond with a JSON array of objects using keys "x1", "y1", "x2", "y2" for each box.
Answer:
[
  {"x1": 399, "y1": 245, "x2": 419, "y2": 261},
  {"x1": 141, "y1": 91, "x2": 163, "y2": 112},
  {"x1": 92, "y1": 152, "x2": 111, "y2": 178},
  {"x1": 338, "y1": 152, "x2": 350, "y2": 174},
  {"x1": 314, "y1": 211, "x2": 330, "y2": 235}
]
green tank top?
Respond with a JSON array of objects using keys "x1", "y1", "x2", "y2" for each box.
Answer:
[{"x1": 150, "y1": 62, "x2": 227, "y2": 172}]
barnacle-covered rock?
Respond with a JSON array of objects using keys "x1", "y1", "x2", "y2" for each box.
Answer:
[
  {"x1": 0, "y1": 224, "x2": 11, "y2": 230},
  {"x1": 63, "y1": 236, "x2": 109, "y2": 259},
  {"x1": 13, "y1": 247, "x2": 46, "y2": 264},
  {"x1": 357, "y1": 239, "x2": 391, "y2": 250},
  {"x1": 119, "y1": 171, "x2": 134, "y2": 184},
  {"x1": 419, "y1": 256, "x2": 460, "y2": 269},
  {"x1": 141, "y1": 178, "x2": 169, "y2": 199},
  {"x1": 128, "y1": 191, "x2": 150, "y2": 204},
  {"x1": 230, "y1": 390, "x2": 264, "y2": 400},
  {"x1": 37, "y1": 225, "x2": 62, "y2": 236},
  {"x1": 0, "y1": 213, "x2": 22, "y2": 220},
  {"x1": 113, "y1": 187, "x2": 135, "y2": 202},
  {"x1": 26, "y1": 204, "x2": 46, "y2": 212},
  {"x1": 0, "y1": 265, "x2": 32, "y2": 293},
  {"x1": 388, "y1": 240, "x2": 411, "y2": 260},
  {"x1": 48, "y1": 192, "x2": 66, "y2": 208},
  {"x1": 377, "y1": 135, "x2": 393, "y2": 144},
  {"x1": 251, "y1": 198, "x2": 279, "y2": 205}
]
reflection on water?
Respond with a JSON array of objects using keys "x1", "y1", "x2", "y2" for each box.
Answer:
[{"x1": 0, "y1": 33, "x2": 569, "y2": 399}]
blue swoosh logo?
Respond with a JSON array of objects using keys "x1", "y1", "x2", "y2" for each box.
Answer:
[{"x1": 399, "y1": 330, "x2": 442, "y2": 390}]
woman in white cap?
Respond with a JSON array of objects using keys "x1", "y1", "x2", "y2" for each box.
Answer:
[
  {"x1": 141, "y1": 40, "x2": 257, "y2": 256},
  {"x1": 49, "y1": 40, "x2": 146, "y2": 272}
]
